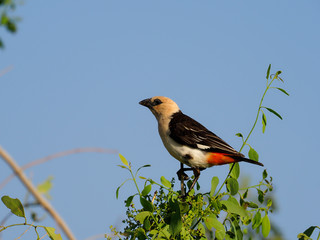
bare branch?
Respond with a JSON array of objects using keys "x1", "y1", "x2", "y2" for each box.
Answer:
[
  {"x1": 0, "y1": 147, "x2": 118, "y2": 189},
  {"x1": 0, "y1": 65, "x2": 13, "y2": 78},
  {"x1": 0, "y1": 146, "x2": 76, "y2": 240}
]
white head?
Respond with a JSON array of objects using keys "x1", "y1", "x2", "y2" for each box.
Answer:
[{"x1": 139, "y1": 96, "x2": 180, "y2": 121}]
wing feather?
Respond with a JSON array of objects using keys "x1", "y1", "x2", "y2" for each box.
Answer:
[{"x1": 169, "y1": 111, "x2": 243, "y2": 156}]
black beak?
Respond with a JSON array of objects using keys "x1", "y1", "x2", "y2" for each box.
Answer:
[{"x1": 139, "y1": 98, "x2": 152, "y2": 108}]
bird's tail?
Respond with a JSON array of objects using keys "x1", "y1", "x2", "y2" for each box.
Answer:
[
  {"x1": 206, "y1": 153, "x2": 264, "y2": 166},
  {"x1": 234, "y1": 156, "x2": 264, "y2": 167}
]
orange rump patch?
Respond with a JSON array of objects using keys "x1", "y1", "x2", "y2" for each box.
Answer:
[{"x1": 206, "y1": 153, "x2": 237, "y2": 166}]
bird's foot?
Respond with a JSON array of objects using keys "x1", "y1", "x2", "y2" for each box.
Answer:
[{"x1": 177, "y1": 168, "x2": 189, "y2": 181}]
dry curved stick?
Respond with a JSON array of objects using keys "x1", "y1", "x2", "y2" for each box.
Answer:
[
  {"x1": 0, "y1": 65, "x2": 13, "y2": 78},
  {"x1": 0, "y1": 147, "x2": 118, "y2": 189},
  {"x1": 0, "y1": 146, "x2": 76, "y2": 240}
]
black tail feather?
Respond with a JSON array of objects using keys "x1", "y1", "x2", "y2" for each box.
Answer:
[{"x1": 234, "y1": 156, "x2": 264, "y2": 167}]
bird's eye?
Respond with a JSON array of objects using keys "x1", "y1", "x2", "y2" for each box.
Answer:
[{"x1": 152, "y1": 98, "x2": 162, "y2": 106}]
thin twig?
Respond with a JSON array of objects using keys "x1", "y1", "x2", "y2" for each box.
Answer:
[
  {"x1": 0, "y1": 146, "x2": 76, "y2": 240},
  {"x1": 0, "y1": 65, "x2": 13, "y2": 78},
  {"x1": 0, "y1": 147, "x2": 118, "y2": 189},
  {"x1": 84, "y1": 234, "x2": 107, "y2": 240},
  {"x1": 39, "y1": 233, "x2": 48, "y2": 240},
  {"x1": 14, "y1": 222, "x2": 34, "y2": 240}
]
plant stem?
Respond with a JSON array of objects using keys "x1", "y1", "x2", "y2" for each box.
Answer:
[
  {"x1": 0, "y1": 146, "x2": 76, "y2": 240},
  {"x1": 215, "y1": 76, "x2": 277, "y2": 197},
  {"x1": 0, "y1": 223, "x2": 46, "y2": 233},
  {"x1": 130, "y1": 170, "x2": 141, "y2": 196}
]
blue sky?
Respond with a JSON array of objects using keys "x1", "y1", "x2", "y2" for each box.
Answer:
[{"x1": 1, "y1": 1, "x2": 319, "y2": 239}]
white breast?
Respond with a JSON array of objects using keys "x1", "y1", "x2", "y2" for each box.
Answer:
[{"x1": 157, "y1": 122, "x2": 210, "y2": 168}]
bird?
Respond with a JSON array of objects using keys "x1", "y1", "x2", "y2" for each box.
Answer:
[{"x1": 139, "y1": 96, "x2": 263, "y2": 195}]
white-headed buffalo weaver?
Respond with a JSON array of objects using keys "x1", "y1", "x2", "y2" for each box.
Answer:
[{"x1": 139, "y1": 96, "x2": 263, "y2": 194}]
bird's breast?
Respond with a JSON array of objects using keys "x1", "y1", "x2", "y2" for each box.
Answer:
[{"x1": 158, "y1": 124, "x2": 210, "y2": 168}]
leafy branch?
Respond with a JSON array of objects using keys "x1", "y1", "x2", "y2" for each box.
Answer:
[
  {"x1": 216, "y1": 64, "x2": 288, "y2": 197},
  {"x1": 0, "y1": 0, "x2": 20, "y2": 48},
  {"x1": 110, "y1": 65, "x2": 290, "y2": 240},
  {"x1": 298, "y1": 226, "x2": 320, "y2": 240},
  {"x1": 0, "y1": 145, "x2": 75, "y2": 240},
  {"x1": 0, "y1": 195, "x2": 62, "y2": 240}
]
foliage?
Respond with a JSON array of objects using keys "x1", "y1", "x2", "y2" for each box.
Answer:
[
  {"x1": 0, "y1": 176, "x2": 62, "y2": 239},
  {"x1": 110, "y1": 155, "x2": 275, "y2": 240},
  {"x1": 0, "y1": 195, "x2": 62, "y2": 240},
  {"x1": 298, "y1": 226, "x2": 320, "y2": 240},
  {"x1": 108, "y1": 65, "x2": 291, "y2": 240},
  {"x1": 0, "y1": 0, "x2": 20, "y2": 48}
]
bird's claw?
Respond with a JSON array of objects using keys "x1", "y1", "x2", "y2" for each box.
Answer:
[{"x1": 177, "y1": 169, "x2": 189, "y2": 181}]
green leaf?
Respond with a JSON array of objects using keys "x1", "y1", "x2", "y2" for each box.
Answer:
[
  {"x1": 263, "y1": 169, "x2": 268, "y2": 179},
  {"x1": 243, "y1": 189, "x2": 248, "y2": 199},
  {"x1": 257, "y1": 189, "x2": 264, "y2": 203},
  {"x1": 188, "y1": 188, "x2": 195, "y2": 196},
  {"x1": 135, "y1": 227, "x2": 146, "y2": 239},
  {"x1": 141, "y1": 184, "x2": 152, "y2": 196},
  {"x1": 115, "y1": 179, "x2": 130, "y2": 199},
  {"x1": 1, "y1": 196, "x2": 25, "y2": 218},
  {"x1": 157, "y1": 225, "x2": 171, "y2": 239},
  {"x1": 248, "y1": 202, "x2": 259, "y2": 208},
  {"x1": 116, "y1": 186, "x2": 121, "y2": 199},
  {"x1": 274, "y1": 70, "x2": 282, "y2": 80},
  {"x1": 265, "y1": 107, "x2": 283, "y2": 120},
  {"x1": 262, "y1": 112, "x2": 267, "y2": 133},
  {"x1": 45, "y1": 227, "x2": 63, "y2": 240},
  {"x1": 210, "y1": 176, "x2": 219, "y2": 196},
  {"x1": 211, "y1": 199, "x2": 222, "y2": 212},
  {"x1": 1, "y1": 14, "x2": 9, "y2": 25},
  {"x1": 143, "y1": 217, "x2": 151, "y2": 231},
  {"x1": 252, "y1": 211, "x2": 261, "y2": 229},
  {"x1": 117, "y1": 165, "x2": 127, "y2": 169},
  {"x1": 267, "y1": 199, "x2": 273, "y2": 208},
  {"x1": 6, "y1": 20, "x2": 16, "y2": 33},
  {"x1": 136, "y1": 164, "x2": 151, "y2": 175},
  {"x1": 135, "y1": 211, "x2": 151, "y2": 224},
  {"x1": 198, "y1": 223, "x2": 206, "y2": 235},
  {"x1": 37, "y1": 176, "x2": 53, "y2": 199},
  {"x1": 140, "y1": 197, "x2": 153, "y2": 212},
  {"x1": 149, "y1": 229, "x2": 158, "y2": 237},
  {"x1": 229, "y1": 216, "x2": 243, "y2": 240},
  {"x1": 235, "y1": 133, "x2": 243, "y2": 138},
  {"x1": 125, "y1": 195, "x2": 135, "y2": 207},
  {"x1": 298, "y1": 233, "x2": 312, "y2": 240},
  {"x1": 248, "y1": 146, "x2": 259, "y2": 162},
  {"x1": 119, "y1": 153, "x2": 129, "y2": 167},
  {"x1": 214, "y1": 221, "x2": 226, "y2": 240},
  {"x1": 203, "y1": 213, "x2": 225, "y2": 240},
  {"x1": 179, "y1": 202, "x2": 189, "y2": 214},
  {"x1": 196, "y1": 181, "x2": 200, "y2": 190},
  {"x1": 221, "y1": 197, "x2": 247, "y2": 218},
  {"x1": 230, "y1": 162, "x2": 240, "y2": 179},
  {"x1": 169, "y1": 199, "x2": 182, "y2": 236},
  {"x1": 276, "y1": 87, "x2": 289, "y2": 96},
  {"x1": 227, "y1": 178, "x2": 239, "y2": 196},
  {"x1": 266, "y1": 64, "x2": 271, "y2": 79},
  {"x1": 299, "y1": 226, "x2": 317, "y2": 240},
  {"x1": 160, "y1": 176, "x2": 171, "y2": 188},
  {"x1": 262, "y1": 215, "x2": 271, "y2": 238},
  {"x1": 204, "y1": 216, "x2": 225, "y2": 240}
]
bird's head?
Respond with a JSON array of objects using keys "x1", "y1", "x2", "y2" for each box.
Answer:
[{"x1": 139, "y1": 96, "x2": 180, "y2": 120}]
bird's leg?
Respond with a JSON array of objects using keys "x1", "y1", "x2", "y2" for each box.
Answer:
[
  {"x1": 177, "y1": 164, "x2": 196, "y2": 196},
  {"x1": 178, "y1": 163, "x2": 186, "y2": 196},
  {"x1": 187, "y1": 168, "x2": 201, "y2": 194},
  {"x1": 176, "y1": 164, "x2": 193, "y2": 181}
]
